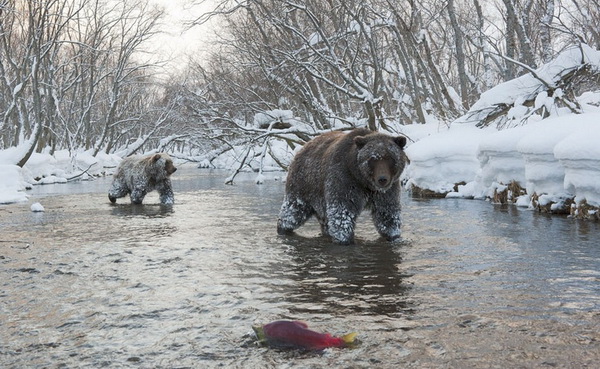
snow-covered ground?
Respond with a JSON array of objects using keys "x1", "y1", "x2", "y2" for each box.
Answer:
[
  {"x1": 403, "y1": 112, "x2": 600, "y2": 214},
  {"x1": 0, "y1": 149, "x2": 121, "y2": 204},
  {"x1": 0, "y1": 142, "x2": 288, "y2": 204}
]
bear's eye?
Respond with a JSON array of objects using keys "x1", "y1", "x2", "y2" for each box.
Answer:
[
  {"x1": 368, "y1": 155, "x2": 387, "y2": 169},
  {"x1": 368, "y1": 157, "x2": 377, "y2": 170},
  {"x1": 369, "y1": 154, "x2": 382, "y2": 162}
]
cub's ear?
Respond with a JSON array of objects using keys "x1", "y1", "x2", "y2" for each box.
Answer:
[
  {"x1": 152, "y1": 153, "x2": 162, "y2": 162},
  {"x1": 394, "y1": 136, "x2": 407, "y2": 149},
  {"x1": 354, "y1": 136, "x2": 368, "y2": 149}
]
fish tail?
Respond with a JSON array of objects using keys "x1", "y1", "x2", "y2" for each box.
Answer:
[{"x1": 341, "y1": 332, "x2": 357, "y2": 344}]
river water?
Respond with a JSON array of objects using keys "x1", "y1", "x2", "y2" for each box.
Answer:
[{"x1": 1, "y1": 164, "x2": 599, "y2": 368}]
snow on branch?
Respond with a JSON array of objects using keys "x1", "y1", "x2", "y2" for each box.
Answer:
[{"x1": 457, "y1": 44, "x2": 599, "y2": 128}]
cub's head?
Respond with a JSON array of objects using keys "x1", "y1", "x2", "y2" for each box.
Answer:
[
  {"x1": 152, "y1": 153, "x2": 177, "y2": 176},
  {"x1": 354, "y1": 132, "x2": 408, "y2": 192}
]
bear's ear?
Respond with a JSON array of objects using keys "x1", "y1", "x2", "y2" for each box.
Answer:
[
  {"x1": 354, "y1": 136, "x2": 368, "y2": 149},
  {"x1": 152, "y1": 153, "x2": 162, "y2": 162},
  {"x1": 394, "y1": 136, "x2": 407, "y2": 149}
]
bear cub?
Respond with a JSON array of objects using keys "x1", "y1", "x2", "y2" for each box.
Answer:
[
  {"x1": 108, "y1": 153, "x2": 177, "y2": 205},
  {"x1": 277, "y1": 128, "x2": 408, "y2": 244}
]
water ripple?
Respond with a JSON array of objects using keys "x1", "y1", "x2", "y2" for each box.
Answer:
[{"x1": 1, "y1": 168, "x2": 599, "y2": 368}]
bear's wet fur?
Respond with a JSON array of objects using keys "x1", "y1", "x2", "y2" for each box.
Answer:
[
  {"x1": 108, "y1": 153, "x2": 177, "y2": 205},
  {"x1": 277, "y1": 128, "x2": 408, "y2": 244}
]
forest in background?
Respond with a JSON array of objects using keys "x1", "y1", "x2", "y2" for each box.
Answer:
[{"x1": 1, "y1": 0, "x2": 599, "y2": 171}]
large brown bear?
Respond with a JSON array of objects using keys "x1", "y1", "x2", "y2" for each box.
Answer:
[
  {"x1": 277, "y1": 128, "x2": 408, "y2": 244},
  {"x1": 108, "y1": 153, "x2": 177, "y2": 205}
]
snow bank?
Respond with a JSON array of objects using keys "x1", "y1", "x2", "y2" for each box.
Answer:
[
  {"x1": 555, "y1": 122, "x2": 600, "y2": 207},
  {"x1": 0, "y1": 165, "x2": 29, "y2": 204},
  {"x1": 405, "y1": 111, "x2": 600, "y2": 214},
  {"x1": 403, "y1": 124, "x2": 491, "y2": 194},
  {"x1": 404, "y1": 44, "x2": 600, "y2": 214},
  {"x1": 15, "y1": 150, "x2": 120, "y2": 187},
  {"x1": 0, "y1": 147, "x2": 122, "y2": 205},
  {"x1": 397, "y1": 120, "x2": 447, "y2": 144},
  {"x1": 477, "y1": 125, "x2": 534, "y2": 196},
  {"x1": 516, "y1": 117, "x2": 597, "y2": 197}
]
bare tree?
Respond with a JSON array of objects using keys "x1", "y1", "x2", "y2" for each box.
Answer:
[
  {"x1": 502, "y1": 0, "x2": 537, "y2": 69},
  {"x1": 5, "y1": 0, "x2": 596, "y2": 172},
  {"x1": 0, "y1": 0, "x2": 84, "y2": 167},
  {"x1": 0, "y1": 0, "x2": 173, "y2": 168},
  {"x1": 540, "y1": 0, "x2": 555, "y2": 63},
  {"x1": 447, "y1": 0, "x2": 473, "y2": 109},
  {"x1": 557, "y1": 0, "x2": 600, "y2": 49},
  {"x1": 91, "y1": 1, "x2": 164, "y2": 156},
  {"x1": 471, "y1": 0, "x2": 496, "y2": 91}
]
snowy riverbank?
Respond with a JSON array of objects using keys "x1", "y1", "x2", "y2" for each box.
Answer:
[
  {"x1": 401, "y1": 45, "x2": 600, "y2": 219},
  {"x1": 402, "y1": 113, "x2": 600, "y2": 219},
  {"x1": 2, "y1": 115, "x2": 600, "y2": 221},
  {"x1": 0, "y1": 149, "x2": 121, "y2": 204},
  {"x1": 3, "y1": 113, "x2": 600, "y2": 221}
]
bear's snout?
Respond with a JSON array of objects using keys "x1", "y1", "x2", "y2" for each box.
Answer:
[
  {"x1": 165, "y1": 162, "x2": 177, "y2": 175},
  {"x1": 377, "y1": 175, "x2": 389, "y2": 187},
  {"x1": 372, "y1": 159, "x2": 393, "y2": 190}
]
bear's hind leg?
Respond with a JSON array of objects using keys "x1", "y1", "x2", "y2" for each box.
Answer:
[
  {"x1": 277, "y1": 197, "x2": 314, "y2": 234},
  {"x1": 316, "y1": 215, "x2": 329, "y2": 236},
  {"x1": 130, "y1": 188, "x2": 147, "y2": 204}
]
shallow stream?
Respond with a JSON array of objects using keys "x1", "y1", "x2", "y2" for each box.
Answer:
[{"x1": 1, "y1": 165, "x2": 599, "y2": 368}]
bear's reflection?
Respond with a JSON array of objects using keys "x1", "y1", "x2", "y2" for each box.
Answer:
[
  {"x1": 109, "y1": 203, "x2": 174, "y2": 218},
  {"x1": 279, "y1": 234, "x2": 413, "y2": 318}
]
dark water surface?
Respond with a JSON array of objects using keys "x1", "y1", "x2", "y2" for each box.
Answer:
[{"x1": 1, "y1": 165, "x2": 599, "y2": 368}]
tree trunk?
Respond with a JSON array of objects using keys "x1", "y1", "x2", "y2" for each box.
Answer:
[
  {"x1": 447, "y1": 0, "x2": 471, "y2": 109},
  {"x1": 473, "y1": 0, "x2": 494, "y2": 91},
  {"x1": 502, "y1": 0, "x2": 537, "y2": 69},
  {"x1": 540, "y1": 0, "x2": 555, "y2": 63}
]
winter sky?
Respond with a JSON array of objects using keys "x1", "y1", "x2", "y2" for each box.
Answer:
[{"x1": 146, "y1": 0, "x2": 218, "y2": 72}]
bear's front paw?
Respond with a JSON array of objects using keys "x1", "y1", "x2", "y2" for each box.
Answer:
[
  {"x1": 386, "y1": 234, "x2": 402, "y2": 243},
  {"x1": 277, "y1": 221, "x2": 294, "y2": 235}
]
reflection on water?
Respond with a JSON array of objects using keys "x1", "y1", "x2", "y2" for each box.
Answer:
[
  {"x1": 109, "y1": 203, "x2": 175, "y2": 218},
  {"x1": 280, "y1": 236, "x2": 412, "y2": 317},
  {"x1": 1, "y1": 165, "x2": 599, "y2": 368}
]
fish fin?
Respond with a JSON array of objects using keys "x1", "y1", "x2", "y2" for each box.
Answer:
[
  {"x1": 293, "y1": 320, "x2": 309, "y2": 328},
  {"x1": 341, "y1": 332, "x2": 357, "y2": 344},
  {"x1": 252, "y1": 325, "x2": 266, "y2": 342}
]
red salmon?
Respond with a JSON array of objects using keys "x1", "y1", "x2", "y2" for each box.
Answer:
[{"x1": 252, "y1": 320, "x2": 357, "y2": 350}]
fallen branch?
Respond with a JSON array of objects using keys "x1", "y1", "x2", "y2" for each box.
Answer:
[
  {"x1": 224, "y1": 147, "x2": 253, "y2": 185},
  {"x1": 497, "y1": 53, "x2": 583, "y2": 115},
  {"x1": 67, "y1": 162, "x2": 97, "y2": 181}
]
